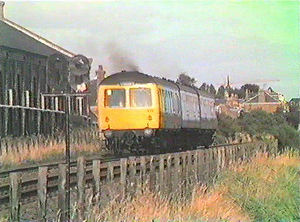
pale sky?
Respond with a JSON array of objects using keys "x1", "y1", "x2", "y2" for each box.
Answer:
[{"x1": 4, "y1": 1, "x2": 300, "y2": 99}]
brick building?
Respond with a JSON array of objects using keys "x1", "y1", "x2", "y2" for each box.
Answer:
[
  {"x1": 216, "y1": 93, "x2": 243, "y2": 118},
  {"x1": 243, "y1": 89, "x2": 287, "y2": 113}
]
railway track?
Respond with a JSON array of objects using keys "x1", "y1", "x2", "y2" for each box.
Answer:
[{"x1": 0, "y1": 142, "x2": 249, "y2": 210}]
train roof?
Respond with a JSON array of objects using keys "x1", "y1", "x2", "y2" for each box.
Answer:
[{"x1": 100, "y1": 71, "x2": 214, "y2": 98}]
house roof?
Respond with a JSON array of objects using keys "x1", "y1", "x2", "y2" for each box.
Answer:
[
  {"x1": 289, "y1": 98, "x2": 300, "y2": 103},
  {"x1": 244, "y1": 90, "x2": 280, "y2": 104},
  {"x1": 0, "y1": 5, "x2": 75, "y2": 57},
  {"x1": 215, "y1": 99, "x2": 226, "y2": 105}
]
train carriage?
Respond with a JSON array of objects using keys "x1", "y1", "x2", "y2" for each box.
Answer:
[{"x1": 98, "y1": 71, "x2": 217, "y2": 154}]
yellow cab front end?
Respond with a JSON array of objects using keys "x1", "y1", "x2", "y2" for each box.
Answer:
[{"x1": 98, "y1": 83, "x2": 160, "y2": 136}]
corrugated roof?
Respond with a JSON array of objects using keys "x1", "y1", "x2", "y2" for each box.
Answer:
[{"x1": 0, "y1": 17, "x2": 75, "y2": 57}]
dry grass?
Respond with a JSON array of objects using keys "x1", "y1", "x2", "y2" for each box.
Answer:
[
  {"x1": 184, "y1": 186, "x2": 251, "y2": 222},
  {"x1": 96, "y1": 191, "x2": 172, "y2": 222},
  {"x1": 0, "y1": 143, "x2": 101, "y2": 169},
  {"x1": 92, "y1": 152, "x2": 300, "y2": 222}
]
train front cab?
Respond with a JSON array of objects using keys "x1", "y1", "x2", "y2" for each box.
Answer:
[{"x1": 98, "y1": 83, "x2": 160, "y2": 143}]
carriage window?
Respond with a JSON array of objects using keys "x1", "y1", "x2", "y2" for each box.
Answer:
[
  {"x1": 105, "y1": 89, "x2": 126, "y2": 108},
  {"x1": 130, "y1": 88, "x2": 152, "y2": 107}
]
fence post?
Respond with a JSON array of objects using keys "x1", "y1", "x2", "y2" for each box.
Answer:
[
  {"x1": 166, "y1": 155, "x2": 172, "y2": 194},
  {"x1": 120, "y1": 158, "x2": 127, "y2": 198},
  {"x1": 227, "y1": 147, "x2": 231, "y2": 167},
  {"x1": 38, "y1": 166, "x2": 48, "y2": 222},
  {"x1": 208, "y1": 148, "x2": 214, "y2": 180},
  {"x1": 107, "y1": 162, "x2": 114, "y2": 182},
  {"x1": 92, "y1": 160, "x2": 101, "y2": 204},
  {"x1": 216, "y1": 148, "x2": 221, "y2": 173},
  {"x1": 58, "y1": 164, "x2": 67, "y2": 222},
  {"x1": 140, "y1": 156, "x2": 147, "y2": 189},
  {"x1": 149, "y1": 156, "x2": 156, "y2": 192},
  {"x1": 191, "y1": 151, "x2": 197, "y2": 184},
  {"x1": 200, "y1": 150, "x2": 206, "y2": 182},
  {"x1": 9, "y1": 172, "x2": 21, "y2": 222},
  {"x1": 187, "y1": 151, "x2": 192, "y2": 179},
  {"x1": 214, "y1": 148, "x2": 219, "y2": 175},
  {"x1": 77, "y1": 157, "x2": 86, "y2": 221},
  {"x1": 159, "y1": 155, "x2": 165, "y2": 194},
  {"x1": 234, "y1": 146, "x2": 238, "y2": 163},
  {"x1": 187, "y1": 150, "x2": 193, "y2": 192},
  {"x1": 128, "y1": 157, "x2": 137, "y2": 196},
  {"x1": 220, "y1": 147, "x2": 224, "y2": 170},
  {"x1": 220, "y1": 147, "x2": 224, "y2": 169},
  {"x1": 173, "y1": 154, "x2": 181, "y2": 193},
  {"x1": 181, "y1": 153, "x2": 187, "y2": 184}
]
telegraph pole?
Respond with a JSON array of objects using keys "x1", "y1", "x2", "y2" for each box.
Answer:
[{"x1": 64, "y1": 95, "x2": 71, "y2": 221}]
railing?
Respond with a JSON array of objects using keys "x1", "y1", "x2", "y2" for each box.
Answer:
[
  {"x1": 0, "y1": 104, "x2": 65, "y2": 138},
  {"x1": 0, "y1": 140, "x2": 278, "y2": 221}
]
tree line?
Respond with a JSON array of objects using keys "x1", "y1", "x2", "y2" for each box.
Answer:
[{"x1": 176, "y1": 73, "x2": 259, "y2": 99}]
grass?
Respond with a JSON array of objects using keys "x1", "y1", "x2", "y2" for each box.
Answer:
[
  {"x1": 0, "y1": 127, "x2": 104, "y2": 170},
  {"x1": 87, "y1": 151, "x2": 300, "y2": 222},
  {"x1": 0, "y1": 143, "x2": 103, "y2": 169},
  {"x1": 0, "y1": 142, "x2": 105, "y2": 172},
  {"x1": 218, "y1": 152, "x2": 300, "y2": 222},
  {"x1": 0, "y1": 150, "x2": 299, "y2": 221}
]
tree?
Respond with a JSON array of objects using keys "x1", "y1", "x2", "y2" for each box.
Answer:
[
  {"x1": 215, "y1": 110, "x2": 300, "y2": 149},
  {"x1": 176, "y1": 73, "x2": 196, "y2": 86},
  {"x1": 285, "y1": 111, "x2": 300, "y2": 129},
  {"x1": 209, "y1": 84, "x2": 216, "y2": 95},
  {"x1": 241, "y1": 84, "x2": 259, "y2": 95},
  {"x1": 199, "y1": 83, "x2": 208, "y2": 92},
  {"x1": 229, "y1": 87, "x2": 244, "y2": 98},
  {"x1": 216, "y1": 86, "x2": 225, "y2": 99},
  {"x1": 239, "y1": 110, "x2": 299, "y2": 148}
]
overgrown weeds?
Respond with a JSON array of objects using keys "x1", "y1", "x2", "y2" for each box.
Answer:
[
  {"x1": 0, "y1": 143, "x2": 102, "y2": 169},
  {"x1": 88, "y1": 152, "x2": 300, "y2": 222}
]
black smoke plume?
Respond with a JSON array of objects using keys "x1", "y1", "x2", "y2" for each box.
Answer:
[{"x1": 106, "y1": 42, "x2": 139, "y2": 72}]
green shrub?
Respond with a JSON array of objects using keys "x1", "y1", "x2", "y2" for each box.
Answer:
[{"x1": 216, "y1": 110, "x2": 300, "y2": 149}]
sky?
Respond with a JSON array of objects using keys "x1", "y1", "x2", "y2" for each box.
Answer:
[{"x1": 4, "y1": 0, "x2": 300, "y2": 99}]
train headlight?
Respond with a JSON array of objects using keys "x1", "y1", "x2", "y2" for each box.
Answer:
[
  {"x1": 144, "y1": 129, "x2": 153, "y2": 137},
  {"x1": 104, "y1": 130, "x2": 113, "y2": 138}
]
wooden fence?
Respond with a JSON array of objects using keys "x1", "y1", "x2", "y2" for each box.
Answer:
[
  {"x1": 0, "y1": 50, "x2": 91, "y2": 138},
  {"x1": 0, "y1": 104, "x2": 65, "y2": 138},
  {"x1": 0, "y1": 140, "x2": 278, "y2": 221},
  {"x1": 0, "y1": 95, "x2": 92, "y2": 139}
]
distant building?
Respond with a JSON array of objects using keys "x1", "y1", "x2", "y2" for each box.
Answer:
[
  {"x1": 243, "y1": 89, "x2": 288, "y2": 113},
  {"x1": 216, "y1": 93, "x2": 243, "y2": 118},
  {"x1": 289, "y1": 98, "x2": 300, "y2": 112}
]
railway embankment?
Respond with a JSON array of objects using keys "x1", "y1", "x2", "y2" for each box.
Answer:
[
  {"x1": 95, "y1": 149, "x2": 300, "y2": 222},
  {"x1": 0, "y1": 140, "x2": 281, "y2": 221}
]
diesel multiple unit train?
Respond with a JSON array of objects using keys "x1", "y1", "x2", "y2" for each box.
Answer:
[{"x1": 97, "y1": 71, "x2": 218, "y2": 154}]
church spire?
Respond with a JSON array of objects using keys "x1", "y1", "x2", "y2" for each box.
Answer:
[{"x1": 225, "y1": 75, "x2": 231, "y2": 89}]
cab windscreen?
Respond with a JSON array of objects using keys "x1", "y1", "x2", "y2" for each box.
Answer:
[
  {"x1": 105, "y1": 89, "x2": 126, "y2": 108},
  {"x1": 130, "y1": 88, "x2": 152, "y2": 107}
]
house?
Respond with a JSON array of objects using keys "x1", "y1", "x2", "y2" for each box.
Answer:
[
  {"x1": 215, "y1": 93, "x2": 243, "y2": 118},
  {"x1": 289, "y1": 98, "x2": 300, "y2": 112},
  {"x1": 243, "y1": 89, "x2": 287, "y2": 113}
]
